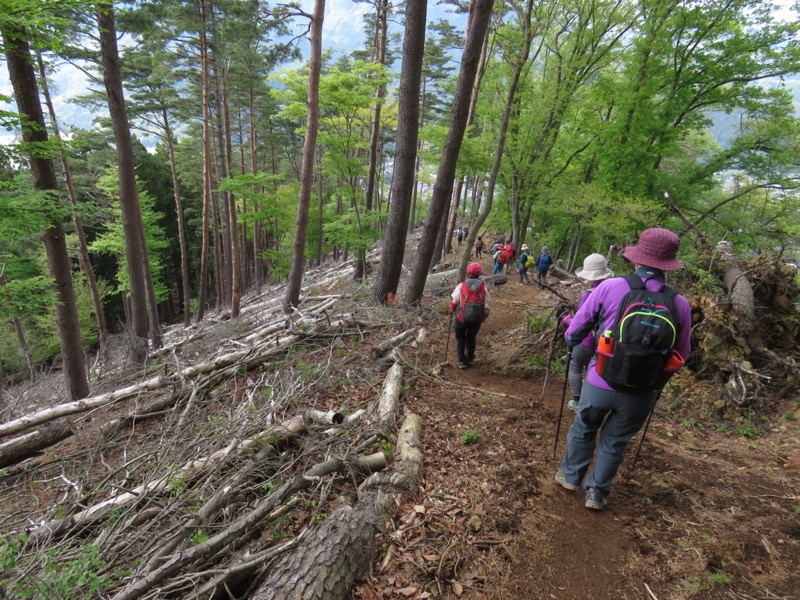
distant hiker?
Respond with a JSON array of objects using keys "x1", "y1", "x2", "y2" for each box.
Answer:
[
  {"x1": 504, "y1": 241, "x2": 516, "y2": 274},
  {"x1": 554, "y1": 228, "x2": 691, "y2": 511},
  {"x1": 517, "y1": 244, "x2": 533, "y2": 285},
  {"x1": 474, "y1": 236, "x2": 484, "y2": 258},
  {"x1": 464, "y1": 225, "x2": 470, "y2": 237},
  {"x1": 557, "y1": 254, "x2": 614, "y2": 410},
  {"x1": 457, "y1": 227, "x2": 464, "y2": 246},
  {"x1": 490, "y1": 239, "x2": 502, "y2": 255},
  {"x1": 449, "y1": 262, "x2": 490, "y2": 369},
  {"x1": 492, "y1": 243, "x2": 506, "y2": 275},
  {"x1": 535, "y1": 246, "x2": 552, "y2": 287}
]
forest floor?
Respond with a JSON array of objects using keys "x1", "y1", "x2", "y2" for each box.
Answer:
[{"x1": 353, "y1": 245, "x2": 800, "y2": 600}]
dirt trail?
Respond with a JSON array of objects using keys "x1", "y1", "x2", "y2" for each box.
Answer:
[{"x1": 356, "y1": 244, "x2": 799, "y2": 600}]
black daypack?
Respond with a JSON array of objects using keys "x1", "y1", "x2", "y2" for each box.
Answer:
[{"x1": 601, "y1": 274, "x2": 680, "y2": 392}]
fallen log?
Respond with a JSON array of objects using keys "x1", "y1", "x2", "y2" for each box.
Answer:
[
  {"x1": 252, "y1": 414, "x2": 423, "y2": 600},
  {"x1": 0, "y1": 420, "x2": 75, "y2": 468},
  {"x1": 377, "y1": 362, "x2": 403, "y2": 429},
  {"x1": 370, "y1": 329, "x2": 416, "y2": 359},
  {"x1": 0, "y1": 375, "x2": 169, "y2": 440},
  {"x1": 0, "y1": 318, "x2": 352, "y2": 440}
]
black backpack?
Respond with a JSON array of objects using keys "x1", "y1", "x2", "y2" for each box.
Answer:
[{"x1": 601, "y1": 274, "x2": 680, "y2": 392}]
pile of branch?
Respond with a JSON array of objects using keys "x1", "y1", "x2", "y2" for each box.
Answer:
[{"x1": 2, "y1": 309, "x2": 426, "y2": 600}]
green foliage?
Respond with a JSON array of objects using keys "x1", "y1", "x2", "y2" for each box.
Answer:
[
  {"x1": 460, "y1": 429, "x2": 481, "y2": 445},
  {"x1": 679, "y1": 577, "x2": 704, "y2": 595},
  {"x1": 378, "y1": 436, "x2": 395, "y2": 458},
  {"x1": 737, "y1": 424, "x2": 762, "y2": 438},
  {"x1": 683, "y1": 418, "x2": 705, "y2": 431},
  {"x1": 707, "y1": 571, "x2": 732, "y2": 586},
  {"x1": 0, "y1": 535, "x2": 112, "y2": 599},
  {"x1": 0, "y1": 276, "x2": 56, "y2": 319},
  {"x1": 190, "y1": 529, "x2": 209, "y2": 544},
  {"x1": 89, "y1": 169, "x2": 170, "y2": 301}
]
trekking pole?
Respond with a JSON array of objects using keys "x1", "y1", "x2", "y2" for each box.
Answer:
[
  {"x1": 443, "y1": 311, "x2": 454, "y2": 362},
  {"x1": 539, "y1": 311, "x2": 563, "y2": 401},
  {"x1": 553, "y1": 347, "x2": 572, "y2": 459},
  {"x1": 631, "y1": 389, "x2": 663, "y2": 468}
]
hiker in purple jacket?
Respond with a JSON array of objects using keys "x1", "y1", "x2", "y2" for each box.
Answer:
[{"x1": 554, "y1": 228, "x2": 692, "y2": 511}]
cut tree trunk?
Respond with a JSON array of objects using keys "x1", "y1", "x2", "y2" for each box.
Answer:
[
  {"x1": 716, "y1": 241, "x2": 755, "y2": 333},
  {"x1": 252, "y1": 414, "x2": 423, "y2": 600}
]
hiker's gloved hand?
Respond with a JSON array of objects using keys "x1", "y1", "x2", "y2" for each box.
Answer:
[
  {"x1": 556, "y1": 305, "x2": 569, "y2": 320},
  {"x1": 449, "y1": 301, "x2": 457, "y2": 313}
]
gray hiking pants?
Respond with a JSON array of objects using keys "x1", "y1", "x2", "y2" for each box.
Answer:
[
  {"x1": 568, "y1": 344, "x2": 594, "y2": 400},
  {"x1": 559, "y1": 381, "x2": 658, "y2": 494}
]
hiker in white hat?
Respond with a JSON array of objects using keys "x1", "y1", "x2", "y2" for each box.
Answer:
[
  {"x1": 557, "y1": 254, "x2": 614, "y2": 411},
  {"x1": 516, "y1": 244, "x2": 533, "y2": 284}
]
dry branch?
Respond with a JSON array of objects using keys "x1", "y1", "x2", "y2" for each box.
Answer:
[
  {"x1": 26, "y1": 417, "x2": 306, "y2": 544},
  {"x1": 109, "y1": 458, "x2": 350, "y2": 600}
]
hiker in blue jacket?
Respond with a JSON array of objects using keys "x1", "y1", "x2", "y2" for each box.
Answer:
[
  {"x1": 554, "y1": 228, "x2": 692, "y2": 511},
  {"x1": 535, "y1": 246, "x2": 552, "y2": 287}
]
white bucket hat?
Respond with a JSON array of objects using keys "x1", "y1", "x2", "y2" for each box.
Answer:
[{"x1": 575, "y1": 253, "x2": 614, "y2": 281}]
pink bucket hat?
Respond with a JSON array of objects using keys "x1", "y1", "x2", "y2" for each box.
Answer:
[{"x1": 622, "y1": 228, "x2": 683, "y2": 271}]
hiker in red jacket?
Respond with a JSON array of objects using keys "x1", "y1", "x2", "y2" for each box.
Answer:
[{"x1": 449, "y1": 262, "x2": 490, "y2": 369}]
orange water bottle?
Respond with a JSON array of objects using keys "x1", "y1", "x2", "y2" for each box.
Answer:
[
  {"x1": 595, "y1": 330, "x2": 613, "y2": 375},
  {"x1": 663, "y1": 349, "x2": 684, "y2": 373}
]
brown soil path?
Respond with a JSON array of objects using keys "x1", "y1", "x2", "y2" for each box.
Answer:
[{"x1": 355, "y1": 244, "x2": 799, "y2": 600}]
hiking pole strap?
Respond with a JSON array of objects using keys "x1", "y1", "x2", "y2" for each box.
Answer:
[{"x1": 553, "y1": 348, "x2": 572, "y2": 460}]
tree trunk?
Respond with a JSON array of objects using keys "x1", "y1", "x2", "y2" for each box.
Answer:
[
  {"x1": 370, "y1": 0, "x2": 427, "y2": 304},
  {"x1": 249, "y1": 88, "x2": 263, "y2": 288},
  {"x1": 405, "y1": 0, "x2": 495, "y2": 306},
  {"x1": 316, "y1": 147, "x2": 324, "y2": 266},
  {"x1": 197, "y1": 0, "x2": 212, "y2": 322},
  {"x1": 2, "y1": 26, "x2": 89, "y2": 401},
  {"x1": 37, "y1": 52, "x2": 108, "y2": 348},
  {"x1": 283, "y1": 0, "x2": 325, "y2": 312},
  {"x1": 222, "y1": 62, "x2": 241, "y2": 318},
  {"x1": 161, "y1": 108, "x2": 192, "y2": 327},
  {"x1": 364, "y1": 0, "x2": 388, "y2": 213},
  {"x1": 97, "y1": 3, "x2": 162, "y2": 348},
  {"x1": 459, "y1": 0, "x2": 533, "y2": 282}
]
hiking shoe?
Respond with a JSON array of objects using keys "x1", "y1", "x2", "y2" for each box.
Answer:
[
  {"x1": 568, "y1": 399, "x2": 580, "y2": 412},
  {"x1": 458, "y1": 361, "x2": 468, "y2": 369},
  {"x1": 585, "y1": 487, "x2": 608, "y2": 510},
  {"x1": 554, "y1": 470, "x2": 578, "y2": 491}
]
